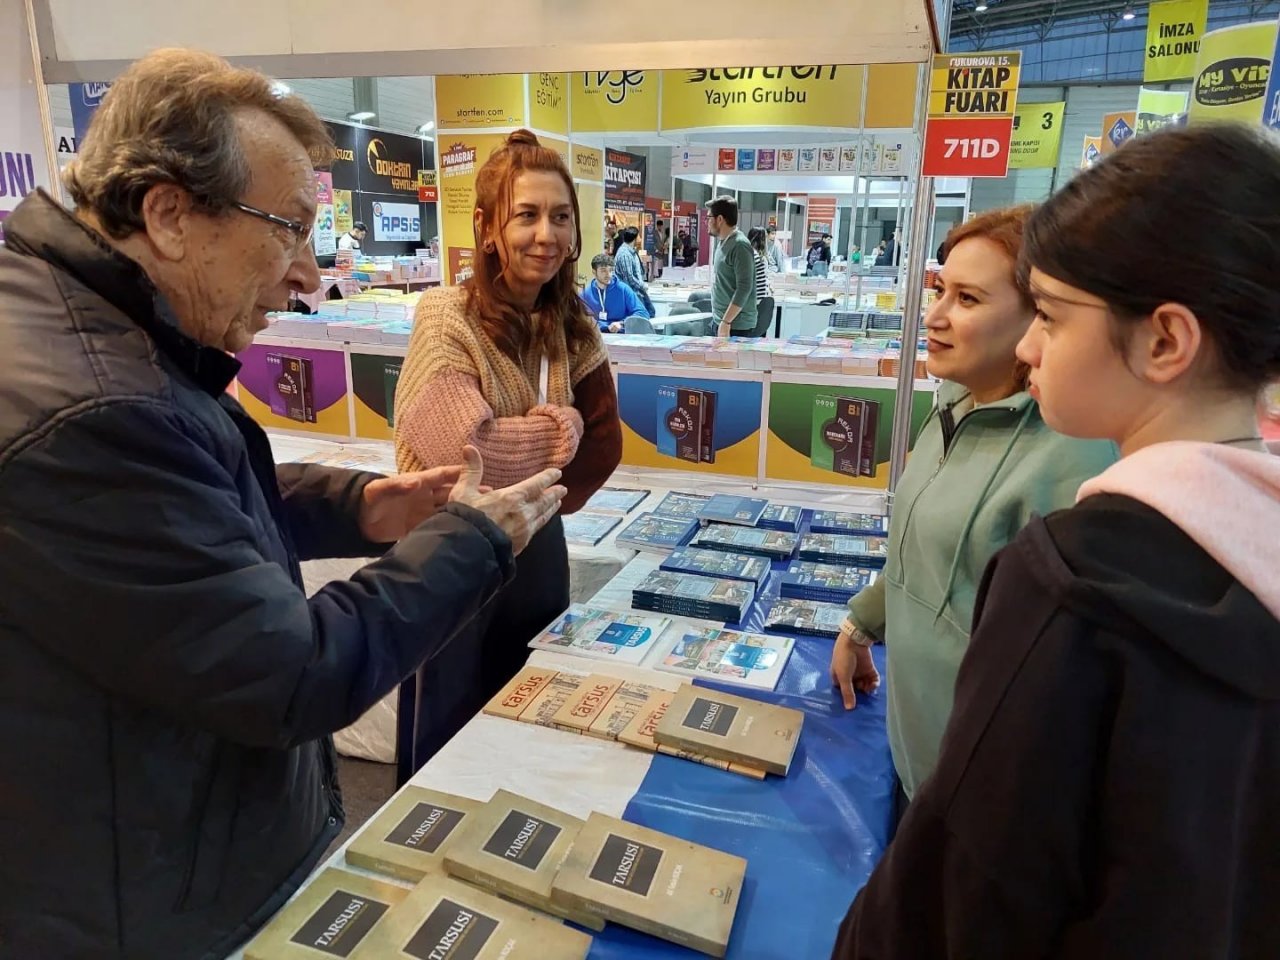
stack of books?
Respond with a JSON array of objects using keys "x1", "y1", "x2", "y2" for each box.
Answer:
[
  {"x1": 345, "y1": 787, "x2": 483, "y2": 882},
  {"x1": 615, "y1": 513, "x2": 700, "y2": 553},
  {"x1": 632, "y1": 569, "x2": 754, "y2": 623},
  {"x1": 758, "y1": 503, "x2": 803, "y2": 533},
  {"x1": 651, "y1": 491, "x2": 711, "y2": 521},
  {"x1": 659, "y1": 546, "x2": 771, "y2": 591},
  {"x1": 562, "y1": 512, "x2": 622, "y2": 547},
  {"x1": 696, "y1": 494, "x2": 768, "y2": 527},
  {"x1": 764, "y1": 597, "x2": 849, "y2": 638},
  {"x1": 526, "y1": 605, "x2": 671, "y2": 665},
  {"x1": 654, "y1": 684, "x2": 804, "y2": 777},
  {"x1": 779, "y1": 561, "x2": 879, "y2": 604},
  {"x1": 582, "y1": 486, "x2": 650, "y2": 515},
  {"x1": 797, "y1": 532, "x2": 889, "y2": 567},
  {"x1": 692, "y1": 524, "x2": 799, "y2": 561},
  {"x1": 808, "y1": 510, "x2": 889, "y2": 536},
  {"x1": 655, "y1": 627, "x2": 794, "y2": 691}
]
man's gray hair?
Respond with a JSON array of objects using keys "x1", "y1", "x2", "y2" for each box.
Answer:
[{"x1": 65, "y1": 48, "x2": 332, "y2": 239}]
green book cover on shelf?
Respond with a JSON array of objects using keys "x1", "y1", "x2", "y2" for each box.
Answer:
[
  {"x1": 550, "y1": 812, "x2": 747, "y2": 958},
  {"x1": 442, "y1": 790, "x2": 604, "y2": 932},
  {"x1": 345, "y1": 787, "x2": 484, "y2": 883},
  {"x1": 351, "y1": 873, "x2": 592, "y2": 960},
  {"x1": 243, "y1": 867, "x2": 408, "y2": 960},
  {"x1": 810, "y1": 394, "x2": 866, "y2": 477}
]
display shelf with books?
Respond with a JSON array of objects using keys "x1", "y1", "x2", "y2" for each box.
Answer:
[
  {"x1": 526, "y1": 605, "x2": 671, "y2": 665},
  {"x1": 779, "y1": 561, "x2": 879, "y2": 604}
]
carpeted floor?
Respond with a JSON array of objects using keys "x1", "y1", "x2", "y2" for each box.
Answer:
[{"x1": 328, "y1": 756, "x2": 398, "y2": 855}]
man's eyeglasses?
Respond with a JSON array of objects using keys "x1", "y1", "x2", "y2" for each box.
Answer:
[{"x1": 232, "y1": 201, "x2": 314, "y2": 255}]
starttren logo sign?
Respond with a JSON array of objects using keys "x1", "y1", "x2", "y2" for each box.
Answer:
[
  {"x1": 682, "y1": 65, "x2": 841, "y2": 107},
  {"x1": 367, "y1": 138, "x2": 416, "y2": 192}
]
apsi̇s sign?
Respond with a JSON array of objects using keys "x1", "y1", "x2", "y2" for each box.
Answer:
[{"x1": 371, "y1": 201, "x2": 421, "y2": 242}]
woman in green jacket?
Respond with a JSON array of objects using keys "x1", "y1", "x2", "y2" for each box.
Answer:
[{"x1": 830, "y1": 205, "x2": 1116, "y2": 802}]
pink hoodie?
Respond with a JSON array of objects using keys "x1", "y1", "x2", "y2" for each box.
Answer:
[{"x1": 1077, "y1": 442, "x2": 1280, "y2": 621}]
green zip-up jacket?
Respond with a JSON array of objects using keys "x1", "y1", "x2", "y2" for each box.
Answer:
[{"x1": 847, "y1": 381, "x2": 1117, "y2": 798}]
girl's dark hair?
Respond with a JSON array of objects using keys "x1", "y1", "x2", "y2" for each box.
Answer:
[
  {"x1": 747, "y1": 227, "x2": 767, "y2": 254},
  {"x1": 1022, "y1": 123, "x2": 1280, "y2": 391},
  {"x1": 469, "y1": 129, "x2": 593, "y2": 363},
  {"x1": 619, "y1": 226, "x2": 639, "y2": 245}
]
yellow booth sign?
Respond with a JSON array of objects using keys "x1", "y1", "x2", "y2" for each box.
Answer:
[
  {"x1": 571, "y1": 70, "x2": 659, "y2": 132},
  {"x1": 661, "y1": 65, "x2": 863, "y2": 130},
  {"x1": 1008, "y1": 101, "x2": 1064, "y2": 169},
  {"x1": 1188, "y1": 21, "x2": 1277, "y2": 124},
  {"x1": 1145, "y1": 0, "x2": 1208, "y2": 83},
  {"x1": 435, "y1": 73, "x2": 526, "y2": 129}
]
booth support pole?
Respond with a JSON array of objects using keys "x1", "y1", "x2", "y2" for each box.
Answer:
[{"x1": 887, "y1": 175, "x2": 934, "y2": 494}]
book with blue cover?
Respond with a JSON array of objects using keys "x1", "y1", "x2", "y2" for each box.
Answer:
[
  {"x1": 562, "y1": 512, "x2": 623, "y2": 547},
  {"x1": 615, "y1": 513, "x2": 700, "y2": 553},
  {"x1": 763, "y1": 597, "x2": 848, "y2": 638},
  {"x1": 527, "y1": 605, "x2": 671, "y2": 665},
  {"x1": 797, "y1": 533, "x2": 889, "y2": 567},
  {"x1": 660, "y1": 546, "x2": 771, "y2": 591},
  {"x1": 583, "y1": 487, "x2": 650, "y2": 515},
  {"x1": 632, "y1": 570, "x2": 753, "y2": 623},
  {"x1": 654, "y1": 627, "x2": 794, "y2": 691},
  {"x1": 808, "y1": 510, "x2": 889, "y2": 536},
  {"x1": 697, "y1": 494, "x2": 768, "y2": 527},
  {"x1": 758, "y1": 504, "x2": 803, "y2": 533},
  {"x1": 651, "y1": 491, "x2": 711, "y2": 522},
  {"x1": 780, "y1": 561, "x2": 879, "y2": 604},
  {"x1": 692, "y1": 524, "x2": 799, "y2": 561}
]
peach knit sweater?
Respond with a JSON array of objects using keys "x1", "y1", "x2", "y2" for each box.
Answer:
[{"x1": 394, "y1": 285, "x2": 610, "y2": 487}]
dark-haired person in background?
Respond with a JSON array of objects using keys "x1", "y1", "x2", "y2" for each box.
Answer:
[
  {"x1": 705, "y1": 196, "x2": 756, "y2": 337},
  {"x1": 677, "y1": 228, "x2": 698, "y2": 266},
  {"x1": 835, "y1": 123, "x2": 1280, "y2": 959},
  {"x1": 613, "y1": 225, "x2": 655, "y2": 316},
  {"x1": 337, "y1": 219, "x2": 367, "y2": 251},
  {"x1": 806, "y1": 232, "x2": 832, "y2": 276},
  {"x1": 580, "y1": 252, "x2": 650, "y2": 333},
  {"x1": 394, "y1": 130, "x2": 622, "y2": 776}
]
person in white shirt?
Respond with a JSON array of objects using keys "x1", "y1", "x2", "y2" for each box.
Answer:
[
  {"x1": 337, "y1": 221, "x2": 367, "y2": 251},
  {"x1": 766, "y1": 224, "x2": 786, "y2": 273}
]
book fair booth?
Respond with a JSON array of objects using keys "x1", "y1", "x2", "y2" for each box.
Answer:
[{"x1": 14, "y1": 1, "x2": 1279, "y2": 957}]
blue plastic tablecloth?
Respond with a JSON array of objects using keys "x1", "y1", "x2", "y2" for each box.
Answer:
[{"x1": 584, "y1": 512, "x2": 895, "y2": 958}]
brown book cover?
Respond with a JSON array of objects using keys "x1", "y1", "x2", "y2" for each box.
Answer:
[
  {"x1": 654, "y1": 685, "x2": 803, "y2": 776},
  {"x1": 482, "y1": 666, "x2": 560, "y2": 721},
  {"x1": 346, "y1": 787, "x2": 484, "y2": 883},
  {"x1": 618, "y1": 690, "x2": 767, "y2": 780},
  {"x1": 243, "y1": 867, "x2": 409, "y2": 960},
  {"x1": 519, "y1": 673, "x2": 586, "y2": 728},
  {"x1": 442, "y1": 789, "x2": 605, "y2": 932},
  {"x1": 550, "y1": 812, "x2": 748, "y2": 958},
  {"x1": 549, "y1": 674, "x2": 623, "y2": 734},
  {"x1": 351, "y1": 873, "x2": 592, "y2": 960},
  {"x1": 586, "y1": 679, "x2": 658, "y2": 741}
]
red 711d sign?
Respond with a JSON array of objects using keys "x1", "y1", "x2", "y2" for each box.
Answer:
[{"x1": 923, "y1": 52, "x2": 1021, "y2": 178}]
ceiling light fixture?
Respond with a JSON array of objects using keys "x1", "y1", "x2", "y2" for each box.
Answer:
[
  {"x1": 347, "y1": 111, "x2": 376, "y2": 122},
  {"x1": 1121, "y1": 4, "x2": 1136, "y2": 19},
  {"x1": 974, "y1": 2, "x2": 988, "y2": 11}
]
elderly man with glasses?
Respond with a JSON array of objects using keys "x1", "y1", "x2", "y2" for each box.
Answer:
[{"x1": 0, "y1": 49, "x2": 568, "y2": 958}]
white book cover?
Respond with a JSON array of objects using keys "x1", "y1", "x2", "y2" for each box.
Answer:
[
  {"x1": 527, "y1": 605, "x2": 672, "y2": 666},
  {"x1": 652, "y1": 627, "x2": 794, "y2": 691}
]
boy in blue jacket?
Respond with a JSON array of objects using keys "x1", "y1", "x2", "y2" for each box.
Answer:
[{"x1": 580, "y1": 253, "x2": 651, "y2": 332}]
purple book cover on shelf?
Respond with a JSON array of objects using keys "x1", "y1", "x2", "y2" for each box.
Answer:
[{"x1": 236, "y1": 344, "x2": 350, "y2": 418}]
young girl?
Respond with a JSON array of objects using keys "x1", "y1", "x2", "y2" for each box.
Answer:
[{"x1": 835, "y1": 124, "x2": 1280, "y2": 959}]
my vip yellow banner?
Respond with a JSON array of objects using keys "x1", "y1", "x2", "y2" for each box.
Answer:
[
  {"x1": 529, "y1": 73, "x2": 568, "y2": 136},
  {"x1": 571, "y1": 143, "x2": 604, "y2": 182},
  {"x1": 928, "y1": 52, "x2": 1021, "y2": 118},
  {"x1": 1145, "y1": 0, "x2": 1208, "y2": 83},
  {"x1": 1008, "y1": 101, "x2": 1064, "y2": 169},
  {"x1": 1135, "y1": 87, "x2": 1189, "y2": 135},
  {"x1": 571, "y1": 71, "x2": 659, "y2": 132},
  {"x1": 435, "y1": 74, "x2": 526, "y2": 129},
  {"x1": 1188, "y1": 21, "x2": 1277, "y2": 123},
  {"x1": 661, "y1": 66, "x2": 863, "y2": 130}
]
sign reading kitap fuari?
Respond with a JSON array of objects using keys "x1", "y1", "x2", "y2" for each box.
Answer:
[{"x1": 923, "y1": 52, "x2": 1021, "y2": 177}]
